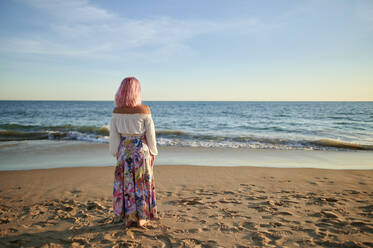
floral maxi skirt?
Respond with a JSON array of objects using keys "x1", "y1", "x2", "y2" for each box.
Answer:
[{"x1": 113, "y1": 135, "x2": 157, "y2": 227}]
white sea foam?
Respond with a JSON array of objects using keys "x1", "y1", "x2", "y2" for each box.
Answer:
[{"x1": 156, "y1": 137, "x2": 310, "y2": 150}]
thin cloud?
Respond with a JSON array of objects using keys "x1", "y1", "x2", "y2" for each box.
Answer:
[
  {"x1": 4, "y1": 0, "x2": 261, "y2": 61},
  {"x1": 21, "y1": 0, "x2": 115, "y2": 23}
]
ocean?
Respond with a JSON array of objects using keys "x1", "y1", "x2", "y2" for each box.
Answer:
[
  {"x1": 1, "y1": 101, "x2": 373, "y2": 171},
  {"x1": 1, "y1": 101, "x2": 372, "y2": 151}
]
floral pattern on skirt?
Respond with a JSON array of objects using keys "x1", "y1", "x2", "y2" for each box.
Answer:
[{"x1": 113, "y1": 135, "x2": 157, "y2": 227}]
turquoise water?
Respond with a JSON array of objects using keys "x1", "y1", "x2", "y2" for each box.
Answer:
[{"x1": 0, "y1": 101, "x2": 372, "y2": 151}]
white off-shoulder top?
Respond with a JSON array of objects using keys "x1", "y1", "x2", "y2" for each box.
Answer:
[{"x1": 109, "y1": 111, "x2": 158, "y2": 158}]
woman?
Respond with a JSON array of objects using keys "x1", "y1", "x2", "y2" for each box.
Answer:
[{"x1": 109, "y1": 77, "x2": 158, "y2": 228}]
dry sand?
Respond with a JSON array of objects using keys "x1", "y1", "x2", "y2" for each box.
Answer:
[{"x1": 0, "y1": 165, "x2": 372, "y2": 247}]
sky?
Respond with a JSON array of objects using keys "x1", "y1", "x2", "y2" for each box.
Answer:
[{"x1": 0, "y1": 0, "x2": 372, "y2": 101}]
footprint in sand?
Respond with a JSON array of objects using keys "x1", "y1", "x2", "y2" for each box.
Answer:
[
  {"x1": 167, "y1": 197, "x2": 204, "y2": 206},
  {"x1": 256, "y1": 196, "x2": 268, "y2": 200},
  {"x1": 175, "y1": 238, "x2": 218, "y2": 248},
  {"x1": 187, "y1": 228, "x2": 202, "y2": 233},
  {"x1": 154, "y1": 234, "x2": 173, "y2": 248},
  {"x1": 359, "y1": 204, "x2": 373, "y2": 212},
  {"x1": 0, "y1": 218, "x2": 9, "y2": 224},
  {"x1": 241, "y1": 221, "x2": 258, "y2": 230},
  {"x1": 223, "y1": 191, "x2": 235, "y2": 195},
  {"x1": 86, "y1": 201, "x2": 105, "y2": 211},
  {"x1": 351, "y1": 221, "x2": 373, "y2": 233},
  {"x1": 218, "y1": 198, "x2": 241, "y2": 204},
  {"x1": 112, "y1": 240, "x2": 141, "y2": 248},
  {"x1": 344, "y1": 189, "x2": 360, "y2": 195},
  {"x1": 100, "y1": 238, "x2": 113, "y2": 245},
  {"x1": 245, "y1": 196, "x2": 256, "y2": 201},
  {"x1": 262, "y1": 215, "x2": 272, "y2": 220},
  {"x1": 270, "y1": 230, "x2": 293, "y2": 238},
  {"x1": 219, "y1": 208, "x2": 239, "y2": 217},
  {"x1": 280, "y1": 190, "x2": 291, "y2": 194},
  {"x1": 235, "y1": 244, "x2": 252, "y2": 248},
  {"x1": 105, "y1": 230, "x2": 124, "y2": 241},
  {"x1": 274, "y1": 211, "x2": 293, "y2": 216},
  {"x1": 244, "y1": 232, "x2": 271, "y2": 246},
  {"x1": 303, "y1": 228, "x2": 327, "y2": 239}
]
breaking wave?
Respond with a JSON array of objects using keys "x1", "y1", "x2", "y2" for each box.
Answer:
[{"x1": 1, "y1": 124, "x2": 372, "y2": 151}]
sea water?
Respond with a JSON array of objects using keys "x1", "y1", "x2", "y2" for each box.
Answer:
[
  {"x1": 1, "y1": 101, "x2": 372, "y2": 151},
  {"x1": 1, "y1": 101, "x2": 372, "y2": 170}
]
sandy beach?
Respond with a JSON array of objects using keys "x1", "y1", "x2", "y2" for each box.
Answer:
[
  {"x1": 0, "y1": 165, "x2": 372, "y2": 247},
  {"x1": 2, "y1": 0, "x2": 373, "y2": 246}
]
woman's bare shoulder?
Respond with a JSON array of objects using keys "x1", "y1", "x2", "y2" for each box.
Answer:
[{"x1": 113, "y1": 104, "x2": 151, "y2": 114}]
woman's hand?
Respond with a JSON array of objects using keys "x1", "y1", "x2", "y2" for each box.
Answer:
[{"x1": 150, "y1": 154, "x2": 155, "y2": 167}]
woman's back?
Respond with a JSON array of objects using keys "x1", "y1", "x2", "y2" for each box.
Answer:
[
  {"x1": 109, "y1": 104, "x2": 158, "y2": 158},
  {"x1": 111, "y1": 104, "x2": 151, "y2": 135}
]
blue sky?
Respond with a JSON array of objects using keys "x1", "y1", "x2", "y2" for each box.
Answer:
[{"x1": 0, "y1": 0, "x2": 372, "y2": 100}]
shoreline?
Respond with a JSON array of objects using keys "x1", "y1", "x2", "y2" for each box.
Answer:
[
  {"x1": 1, "y1": 140, "x2": 373, "y2": 171},
  {"x1": 1, "y1": 165, "x2": 372, "y2": 247},
  {"x1": 1, "y1": 163, "x2": 373, "y2": 173}
]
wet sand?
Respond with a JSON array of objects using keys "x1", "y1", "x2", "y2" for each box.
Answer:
[
  {"x1": 0, "y1": 165, "x2": 372, "y2": 247},
  {"x1": 2, "y1": 140, "x2": 373, "y2": 171}
]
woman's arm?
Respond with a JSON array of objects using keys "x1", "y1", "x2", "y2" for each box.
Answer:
[
  {"x1": 144, "y1": 114, "x2": 158, "y2": 158},
  {"x1": 109, "y1": 117, "x2": 121, "y2": 158}
]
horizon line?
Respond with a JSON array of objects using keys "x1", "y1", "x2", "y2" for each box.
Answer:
[{"x1": 0, "y1": 100, "x2": 372, "y2": 102}]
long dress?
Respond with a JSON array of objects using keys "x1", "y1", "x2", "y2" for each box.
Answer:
[
  {"x1": 113, "y1": 135, "x2": 157, "y2": 226},
  {"x1": 110, "y1": 105, "x2": 158, "y2": 227}
]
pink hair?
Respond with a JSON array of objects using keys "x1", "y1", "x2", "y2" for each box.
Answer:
[{"x1": 115, "y1": 77, "x2": 142, "y2": 107}]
